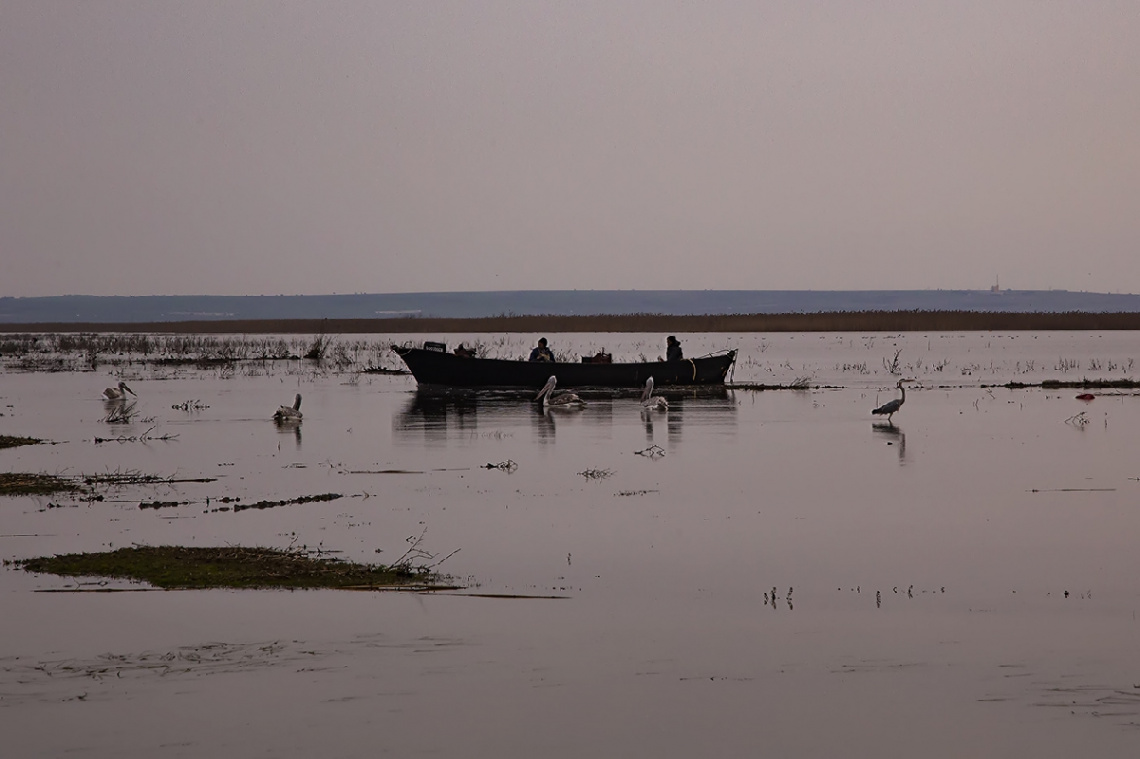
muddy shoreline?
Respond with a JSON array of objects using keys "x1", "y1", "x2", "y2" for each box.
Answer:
[{"x1": 4, "y1": 310, "x2": 1140, "y2": 334}]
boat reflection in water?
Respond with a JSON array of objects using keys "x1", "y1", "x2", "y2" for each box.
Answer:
[{"x1": 394, "y1": 388, "x2": 737, "y2": 447}]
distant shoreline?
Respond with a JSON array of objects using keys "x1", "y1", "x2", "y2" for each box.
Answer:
[{"x1": 4, "y1": 311, "x2": 1140, "y2": 334}]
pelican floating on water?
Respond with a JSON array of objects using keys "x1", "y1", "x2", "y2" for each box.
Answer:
[
  {"x1": 872, "y1": 379, "x2": 911, "y2": 424},
  {"x1": 640, "y1": 377, "x2": 668, "y2": 411},
  {"x1": 535, "y1": 376, "x2": 585, "y2": 409},
  {"x1": 274, "y1": 393, "x2": 303, "y2": 422},
  {"x1": 102, "y1": 381, "x2": 136, "y2": 400}
]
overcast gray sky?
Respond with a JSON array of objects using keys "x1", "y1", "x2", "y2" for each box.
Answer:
[{"x1": 2, "y1": 1, "x2": 1138, "y2": 297}]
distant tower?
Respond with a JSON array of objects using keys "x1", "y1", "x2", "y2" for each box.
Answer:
[{"x1": 990, "y1": 276, "x2": 1001, "y2": 293}]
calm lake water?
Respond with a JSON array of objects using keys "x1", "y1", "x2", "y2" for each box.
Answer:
[{"x1": 3, "y1": 331, "x2": 1140, "y2": 757}]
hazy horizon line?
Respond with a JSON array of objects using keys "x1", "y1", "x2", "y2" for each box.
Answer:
[{"x1": 4, "y1": 286, "x2": 1135, "y2": 299}]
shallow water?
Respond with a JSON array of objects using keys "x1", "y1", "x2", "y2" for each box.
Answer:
[{"x1": 3, "y1": 332, "x2": 1140, "y2": 757}]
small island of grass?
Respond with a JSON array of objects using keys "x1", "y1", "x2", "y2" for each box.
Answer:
[
  {"x1": 14, "y1": 545, "x2": 452, "y2": 590},
  {"x1": 0, "y1": 435, "x2": 43, "y2": 450},
  {"x1": 0, "y1": 472, "x2": 79, "y2": 496}
]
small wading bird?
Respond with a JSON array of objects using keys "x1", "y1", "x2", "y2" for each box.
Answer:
[
  {"x1": 102, "y1": 381, "x2": 136, "y2": 400},
  {"x1": 872, "y1": 379, "x2": 911, "y2": 424},
  {"x1": 640, "y1": 377, "x2": 668, "y2": 411},
  {"x1": 274, "y1": 393, "x2": 303, "y2": 422},
  {"x1": 535, "y1": 376, "x2": 585, "y2": 409}
]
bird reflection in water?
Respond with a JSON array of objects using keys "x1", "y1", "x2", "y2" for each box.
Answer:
[
  {"x1": 641, "y1": 407, "x2": 656, "y2": 440},
  {"x1": 394, "y1": 388, "x2": 735, "y2": 445},
  {"x1": 871, "y1": 422, "x2": 906, "y2": 463},
  {"x1": 274, "y1": 418, "x2": 302, "y2": 448},
  {"x1": 534, "y1": 405, "x2": 557, "y2": 440}
]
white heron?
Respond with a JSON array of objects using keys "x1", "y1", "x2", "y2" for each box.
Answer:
[
  {"x1": 872, "y1": 379, "x2": 911, "y2": 423},
  {"x1": 535, "y1": 376, "x2": 585, "y2": 409},
  {"x1": 274, "y1": 393, "x2": 303, "y2": 422},
  {"x1": 102, "y1": 381, "x2": 136, "y2": 400},
  {"x1": 640, "y1": 377, "x2": 668, "y2": 411}
]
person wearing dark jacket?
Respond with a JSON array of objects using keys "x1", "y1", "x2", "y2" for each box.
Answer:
[
  {"x1": 529, "y1": 337, "x2": 554, "y2": 362},
  {"x1": 666, "y1": 336, "x2": 683, "y2": 362}
]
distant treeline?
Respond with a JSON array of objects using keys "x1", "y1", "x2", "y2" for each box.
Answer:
[{"x1": 5, "y1": 310, "x2": 1140, "y2": 334}]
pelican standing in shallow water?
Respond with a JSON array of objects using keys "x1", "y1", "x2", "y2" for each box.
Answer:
[
  {"x1": 535, "y1": 376, "x2": 585, "y2": 409},
  {"x1": 872, "y1": 379, "x2": 911, "y2": 424},
  {"x1": 274, "y1": 393, "x2": 303, "y2": 422},
  {"x1": 640, "y1": 377, "x2": 668, "y2": 411},
  {"x1": 102, "y1": 381, "x2": 136, "y2": 400}
]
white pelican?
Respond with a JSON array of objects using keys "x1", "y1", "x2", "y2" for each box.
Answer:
[
  {"x1": 640, "y1": 377, "x2": 668, "y2": 411},
  {"x1": 102, "y1": 381, "x2": 136, "y2": 400},
  {"x1": 535, "y1": 376, "x2": 585, "y2": 409},
  {"x1": 872, "y1": 379, "x2": 911, "y2": 424},
  {"x1": 274, "y1": 393, "x2": 303, "y2": 422}
]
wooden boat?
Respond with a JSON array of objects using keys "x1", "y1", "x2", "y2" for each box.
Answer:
[{"x1": 392, "y1": 342, "x2": 736, "y2": 389}]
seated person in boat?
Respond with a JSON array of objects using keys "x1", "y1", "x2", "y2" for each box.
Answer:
[
  {"x1": 666, "y1": 335, "x2": 683, "y2": 362},
  {"x1": 453, "y1": 343, "x2": 476, "y2": 358},
  {"x1": 529, "y1": 337, "x2": 555, "y2": 362}
]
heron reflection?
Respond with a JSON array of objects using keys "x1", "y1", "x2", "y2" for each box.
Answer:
[{"x1": 871, "y1": 422, "x2": 906, "y2": 463}]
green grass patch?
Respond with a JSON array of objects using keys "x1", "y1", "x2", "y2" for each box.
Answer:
[
  {"x1": 0, "y1": 435, "x2": 42, "y2": 450},
  {"x1": 0, "y1": 472, "x2": 79, "y2": 496},
  {"x1": 14, "y1": 545, "x2": 446, "y2": 590}
]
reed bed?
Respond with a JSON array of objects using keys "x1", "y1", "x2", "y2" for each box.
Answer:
[
  {"x1": 0, "y1": 332, "x2": 405, "y2": 374},
  {"x1": 7, "y1": 310, "x2": 1140, "y2": 336}
]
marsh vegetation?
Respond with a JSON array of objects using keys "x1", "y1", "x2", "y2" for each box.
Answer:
[
  {"x1": 0, "y1": 472, "x2": 78, "y2": 496},
  {"x1": 13, "y1": 545, "x2": 446, "y2": 590},
  {"x1": 0, "y1": 434, "x2": 41, "y2": 449}
]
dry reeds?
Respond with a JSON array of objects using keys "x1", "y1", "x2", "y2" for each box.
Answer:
[{"x1": 10, "y1": 310, "x2": 1140, "y2": 335}]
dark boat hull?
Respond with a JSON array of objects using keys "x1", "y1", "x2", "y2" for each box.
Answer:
[{"x1": 393, "y1": 346, "x2": 736, "y2": 389}]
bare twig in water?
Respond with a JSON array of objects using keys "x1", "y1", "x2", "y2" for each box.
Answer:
[
  {"x1": 228, "y1": 493, "x2": 342, "y2": 513},
  {"x1": 93, "y1": 427, "x2": 178, "y2": 444},
  {"x1": 304, "y1": 324, "x2": 331, "y2": 363},
  {"x1": 102, "y1": 401, "x2": 138, "y2": 424},
  {"x1": 1028, "y1": 487, "x2": 1116, "y2": 493},
  {"x1": 883, "y1": 349, "x2": 903, "y2": 376},
  {"x1": 171, "y1": 400, "x2": 210, "y2": 411},
  {"x1": 1065, "y1": 411, "x2": 1090, "y2": 427},
  {"x1": 82, "y1": 470, "x2": 216, "y2": 487},
  {"x1": 389, "y1": 527, "x2": 460, "y2": 573}
]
